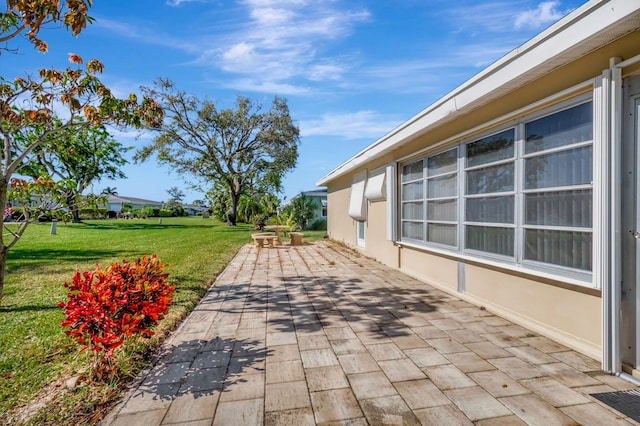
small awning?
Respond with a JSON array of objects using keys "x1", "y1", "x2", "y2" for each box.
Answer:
[
  {"x1": 348, "y1": 170, "x2": 367, "y2": 221},
  {"x1": 365, "y1": 167, "x2": 386, "y2": 201}
]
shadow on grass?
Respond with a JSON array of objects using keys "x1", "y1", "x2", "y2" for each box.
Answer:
[
  {"x1": 78, "y1": 222, "x2": 253, "y2": 232},
  {"x1": 0, "y1": 303, "x2": 61, "y2": 313},
  {"x1": 7, "y1": 248, "x2": 139, "y2": 274}
]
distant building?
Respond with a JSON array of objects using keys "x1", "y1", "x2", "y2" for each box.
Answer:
[
  {"x1": 106, "y1": 195, "x2": 162, "y2": 216},
  {"x1": 183, "y1": 204, "x2": 210, "y2": 216}
]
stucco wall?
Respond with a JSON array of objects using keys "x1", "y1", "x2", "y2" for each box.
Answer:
[
  {"x1": 362, "y1": 199, "x2": 399, "y2": 268},
  {"x1": 326, "y1": 174, "x2": 356, "y2": 246},
  {"x1": 464, "y1": 264, "x2": 601, "y2": 359},
  {"x1": 391, "y1": 245, "x2": 601, "y2": 359}
]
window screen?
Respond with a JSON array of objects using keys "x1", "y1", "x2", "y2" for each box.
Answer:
[{"x1": 398, "y1": 99, "x2": 593, "y2": 279}]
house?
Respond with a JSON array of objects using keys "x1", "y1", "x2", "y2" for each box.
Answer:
[
  {"x1": 105, "y1": 195, "x2": 163, "y2": 216},
  {"x1": 284, "y1": 189, "x2": 328, "y2": 224},
  {"x1": 183, "y1": 204, "x2": 210, "y2": 216},
  {"x1": 317, "y1": 0, "x2": 640, "y2": 383}
]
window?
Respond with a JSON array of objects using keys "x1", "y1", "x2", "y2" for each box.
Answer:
[
  {"x1": 401, "y1": 160, "x2": 425, "y2": 242},
  {"x1": 427, "y1": 148, "x2": 458, "y2": 247},
  {"x1": 399, "y1": 99, "x2": 593, "y2": 280},
  {"x1": 357, "y1": 220, "x2": 366, "y2": 247},
  {"x1": 522, "y1": 101, "x2": 593, "y2": 271},
  {"x1": 464, "y1": 129, "x2": 515, "y2": 257}
]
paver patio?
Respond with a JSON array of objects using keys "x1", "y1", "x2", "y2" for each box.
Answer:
[{"x1": 102, "y1": 240, "x2": 639, "y2": 425}]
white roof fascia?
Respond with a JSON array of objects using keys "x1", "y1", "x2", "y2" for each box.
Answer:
[{"x1": 317, "y1": 0, "x2": 640, "y2": 186}]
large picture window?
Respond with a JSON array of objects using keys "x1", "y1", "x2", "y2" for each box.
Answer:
[
  {"x1": 522, "y1": 101, "x2": 593, "y2": 272},
  {"x1": 464, "y1": 129, "x2": 515, "y2": 257},
  {"x1": 399, "y1": 99, "x2": 593, "y2": 280},
  {"x1": 426, "y1": 148, "x2": 458, "y2": 247},
  {"x1": 401, "y1": 160, "x2": 425, "y2": 242}
]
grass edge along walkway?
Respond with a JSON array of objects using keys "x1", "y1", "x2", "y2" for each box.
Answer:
[{"x1": 1, "y1": 217, "x2": 324, "y2": 425}]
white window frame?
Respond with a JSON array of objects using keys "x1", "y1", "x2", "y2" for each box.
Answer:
[
  {"x1": 398, "y1": 93, "x2": 593, "y2": 284},
  {"x1": 357, "y1": 220, "x2": 366, "y2": 248}
]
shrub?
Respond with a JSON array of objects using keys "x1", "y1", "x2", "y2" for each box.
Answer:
[
  {"x1": 142, "y1": 207, "x2": 161, "y2": 217},
  {"x1": 58, "y1": 255, "x2": 175, "y2": 381},
  {"x1": 78, "y1": 208, "x2": 107, "y2": 220},
  {"x1": 269, "y1": 210, "x2": 297, "y2": 230},
  {"x1": 309, "y1": 218, "x2": 327, "y2": 231}
]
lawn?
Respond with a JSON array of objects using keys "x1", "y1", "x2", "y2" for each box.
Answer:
[{"x1": 0, "y1": 217, "x2": 324, "y2": 424}]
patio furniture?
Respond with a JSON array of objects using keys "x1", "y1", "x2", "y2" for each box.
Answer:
[
  {"x1": 289, "y1": 232, "x2": 303, "y2": 246},
  {"x1": 263, "y1": 225, "x2": 289, "y2": 245},
  {"x1": 251, "y1": 233, "x2": 276, "y2": 250}
]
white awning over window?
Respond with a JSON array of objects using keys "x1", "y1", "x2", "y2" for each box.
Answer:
[
  {"x1": 348, "y1": 170, "x2": 367, "y2": 221},
  {"x1": 365, "y1": 167, "x2": 386, "y2": 201}
]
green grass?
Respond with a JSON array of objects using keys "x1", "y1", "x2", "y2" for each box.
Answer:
[{"x1": 0, "y1": 217, "x2": 325, "y2": 424}]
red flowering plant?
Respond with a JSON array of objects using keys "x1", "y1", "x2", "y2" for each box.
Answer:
[{"x1": 58, "y1": 255, "x2": 175, "y2": 381}]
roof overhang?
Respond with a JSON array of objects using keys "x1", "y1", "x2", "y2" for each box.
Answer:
[{"x1": 317, "y1": 0, "x2": 640, "y2": 187}]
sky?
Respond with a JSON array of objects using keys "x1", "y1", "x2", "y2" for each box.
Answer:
[{"x1": 4, "y1": 0, "x2": 587, "y2": 204}]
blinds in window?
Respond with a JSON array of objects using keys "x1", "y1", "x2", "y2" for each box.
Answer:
[{"x1": 397, "y1": 98, "x2": 593, "y2": 280}]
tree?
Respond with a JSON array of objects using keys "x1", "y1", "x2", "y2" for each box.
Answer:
[
  {"x1": 1, "y1": 0, "x2": 93, "y2": 54},
  {"x1": 289, "y1": 193, "x2": 316, "y2": 231},
  {"x1": 205, "y1": 185, "x2": 229, "y2": 222},
  {"x1": 20, "y1": 120, "x2": 129, "y2": 222},
  {"x1": 166, "y1": 186, "x2": 184, "y2": 203},
  {"x1": 0, "y1": 2, "x2": 163, "y2": 301},
  {"x1": 101, "y1": 186, "x2": 118, "y2": 195},
  {"x1": 259, "y1": 193, "x2": 280, "y2": 218},
  {"x1": 135, "y1": 79, "x2": 300, "y2": 226},
  {"x1": 236, "y1": 194, "x2": 263, "y2": 224}
]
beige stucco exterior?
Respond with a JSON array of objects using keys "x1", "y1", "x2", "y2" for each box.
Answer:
[{"x1": 321, "y1": 3, "x2": 640, "y2": 363}]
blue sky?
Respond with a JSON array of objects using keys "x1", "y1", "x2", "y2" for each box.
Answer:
[{"x1": 5, "y1": 0, "x2": 586, "y2": 204}]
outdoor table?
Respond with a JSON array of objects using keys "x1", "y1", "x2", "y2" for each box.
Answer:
[{"x1": 263, "y1": 225, "x2": 289, "y2": 245}]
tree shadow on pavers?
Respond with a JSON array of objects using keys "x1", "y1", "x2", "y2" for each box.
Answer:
[
  {"x1": 128, "y1": 337, "x2": 271, "y2": 403},
  {"x1": 214, "y1": 275, "x2": 448, "y2": 342}
]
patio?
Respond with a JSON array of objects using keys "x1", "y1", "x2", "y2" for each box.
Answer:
[{"x1": 103, "y1": 240, "x2": 639, "y2": 425}]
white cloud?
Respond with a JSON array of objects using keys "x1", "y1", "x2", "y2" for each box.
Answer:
[
  {"x1": 308, "y1": 63, "x2": 345, "y2": 81},
  {"x1": 165, "y1": 0, "x2": 211, "y2": 6},
  {"x1": 198, "y1": 2, "x2": 370, "y2": 91},
  {"x1": 221, "y1": 78, "x2": 312, "y2": 95},
  {"x1": 300, "y1": 111, "x2": 402, "y2": 140},
  {"x1": 514, "y1": 1, "x2": 565, "y2": 29},
  {"x1": 445, "y1": 2, "x2": 529, "y2": 34}
]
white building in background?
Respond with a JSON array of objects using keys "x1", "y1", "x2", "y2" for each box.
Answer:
[{"x1": 105, "y1": 195, "x2": 163, "y2": 216}]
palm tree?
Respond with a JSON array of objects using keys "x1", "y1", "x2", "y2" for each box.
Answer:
[
  {"x1": 290, "y1": 194, "x2": 316, "y2": 230},
  {"x1": 101, "y1": 187, "x2": 118, "y2": 196}
]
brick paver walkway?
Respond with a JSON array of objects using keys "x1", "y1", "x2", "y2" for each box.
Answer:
[{"x1": 102, "y1": 241, "x2": 639, "y2": 425}]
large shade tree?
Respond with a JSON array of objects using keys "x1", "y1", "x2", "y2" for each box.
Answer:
[
  {"x1": 135, "y1": 79, "x2": 300, "y2": 226},
  {"x1": 19, "y1": 119, "x2": 129, "y2": 222},
  {"x1": 0, "y1": 1, "x2": 163, "y2": 301}
]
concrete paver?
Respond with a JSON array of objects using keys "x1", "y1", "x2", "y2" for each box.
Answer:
[{"x1": 102, "y1": 241, "x2": 640, "y2": 425}]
